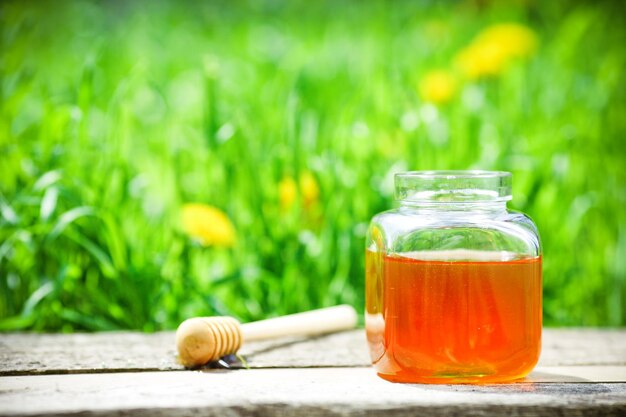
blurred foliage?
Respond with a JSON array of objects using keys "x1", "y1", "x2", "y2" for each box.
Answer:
[{"x1": 1, "y1": 0, "x2": 625, "y2": 331}]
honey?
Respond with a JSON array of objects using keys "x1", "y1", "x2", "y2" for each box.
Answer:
[{"x1": 366, "y1": 249, "x2": 542, "y2": 383}]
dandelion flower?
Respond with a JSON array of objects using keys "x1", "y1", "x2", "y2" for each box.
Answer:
[
  {"x1": 299, "y1": 171, "x2": 320, "y2": 208},
  {"x1": 181, "y1": 203, "x2": 236, "y2": 247},
  {"x1": 279, "y1": 176, "x2": 297, "y2": 210},
  {"x1": 456, "y1": 43, "x2": 509, "y2": 79},
  {"x1": 278, "y1": 172, "x2": 320, "y2": 210},
  {"x1": 418, "y1": 70, "x2": 457, "y2": 104},
  {"x1": 456, "y1": 23, "x2": 538, "y2": 79}
]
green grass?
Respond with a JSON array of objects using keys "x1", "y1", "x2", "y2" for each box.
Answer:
[{"x1": 1, "y1": 0, "x2": 625, "y2": 331}]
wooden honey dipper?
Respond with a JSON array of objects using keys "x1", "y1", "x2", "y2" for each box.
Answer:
[{"x1": 176, "y1": 304, "x2": 358, "y2": 367}]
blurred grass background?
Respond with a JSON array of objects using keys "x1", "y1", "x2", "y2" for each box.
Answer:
[{"x1": 1, "y1": 0, "x2": 625, "y2": 331}]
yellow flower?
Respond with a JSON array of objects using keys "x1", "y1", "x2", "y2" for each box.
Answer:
[
  {"x1": 456, "y1": 23, "x2": 538, "y2": 79},
  {"x1": 181, "y1": 203, "x2": 236, "y2": 247},
  {"x1": 418, "y1": 70, "x2": 457, "y2": 104},
  {"x1": 299, "y1": 171, "x2": 320, "y2": 208},
  {"x1": 456, "y1": 43, "x2": 508, "y2": 79},
  {"x1": 476, "y1": 23, "x2": 537, "y2": 58},
  {"x1": 278, "y1": 172, "x2": 320, "y2": 210},
  {"x1": 278, "y1": 176, "x2": 297, "y2": 210}
]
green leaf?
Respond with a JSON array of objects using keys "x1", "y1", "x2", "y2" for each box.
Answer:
[
  {"x1": 65, "y1": 229, "x2": 117, "y2": 279},
  {"x1": 22, "y1": 281, "x2": 55, "y2": 316},
  {"x1": 0, "y1": 200, "x2": 19, "y2": 224},
  {"x1": 48, "y1": 206, "x2": 95, "y2": 239},
  {"x1": 40, "y1": 187, "x2": 59, "y2": 221},
  {"x1": 33, "y1": 170, "x2": 62, "y2": 191},
  {"x1": 0, "y1": 315, "x2": 35, "y2": 331}
]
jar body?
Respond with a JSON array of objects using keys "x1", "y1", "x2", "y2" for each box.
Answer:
[{"x1": 365, "y1": 171, "x2": 542, "y2": 384}]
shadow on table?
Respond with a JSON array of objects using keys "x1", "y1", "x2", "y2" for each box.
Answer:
[
  {"x1": 408, "y1": 373, "x2": 614, "y2": 396},
  {"x1": 526, "y1": 370, "x2": 589, "y2": 383}
]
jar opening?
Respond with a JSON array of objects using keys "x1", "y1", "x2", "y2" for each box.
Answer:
[{"x1": 394, "y1": 170, "x2": 512, "y2": 203}]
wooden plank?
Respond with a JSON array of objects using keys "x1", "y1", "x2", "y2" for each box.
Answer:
[
  {"x1": 539, "y1": 329, "x2": 626, "y2": 366},
  {"x1": 0, "y1": 331, "x2": 182, "y2": 375},
  {"x1": 1, "y1": 329, "x2": 625, "y2": 376},
  {"x1": 530, "y1": 366, "x2": 626, "y2": 382},
  {"x1": 1, "y1": 369, "x2": 625, "y2": 417}
]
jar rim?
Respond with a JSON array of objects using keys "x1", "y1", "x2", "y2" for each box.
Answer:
[
  {"x1": 395, "y1": 170, "x2": 512, "y2": 180},
  {"x1": 394, "y1": 170, "x2": 513, "y2": 202}
]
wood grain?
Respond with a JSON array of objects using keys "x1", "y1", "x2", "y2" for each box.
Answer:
[
  {"x1": 2, "y1": 329, "x2": 625, "y2": 376},
  {"x1": 1, "y1": 329, "x2": 625, "y2": 416},
  {"x1": 1, "y1": 369, "x2": 625, "y2": 417}
]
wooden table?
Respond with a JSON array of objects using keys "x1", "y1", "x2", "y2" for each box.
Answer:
[{"x1": 1, "y1": 329, "x2": 625, "y2": 416}]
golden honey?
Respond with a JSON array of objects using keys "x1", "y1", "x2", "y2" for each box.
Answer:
[{"x1": 366, "y1": 250, "x2": 542, "y2": 383}]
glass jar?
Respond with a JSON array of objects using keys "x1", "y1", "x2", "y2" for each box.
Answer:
[{"x1": 365, "y1": 170, "x2": 542, "y2": 384}]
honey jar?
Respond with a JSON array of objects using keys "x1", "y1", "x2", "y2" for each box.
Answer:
[{"x1": 366, "y1": 171, "x2": 542, "y2": 383}]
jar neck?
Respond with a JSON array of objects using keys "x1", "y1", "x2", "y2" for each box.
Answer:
[
  {"x1": 398, "y1": 200, "x2": 508, "y2": 214},
  {"x1": 394, "y1": 171, "x2": 513, "y2": 213}
]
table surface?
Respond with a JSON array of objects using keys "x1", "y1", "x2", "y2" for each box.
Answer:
[{"x1": 1, "y1": 329, "x2": 625, "y2": 416}]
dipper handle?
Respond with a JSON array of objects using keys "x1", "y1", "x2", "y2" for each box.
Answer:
[
  {"x1": 241, "y1": 304, "x2": 357, "y2": 341},
  {"x1": 176, "y1": 305, "x2": 357, "y2": 367}
]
